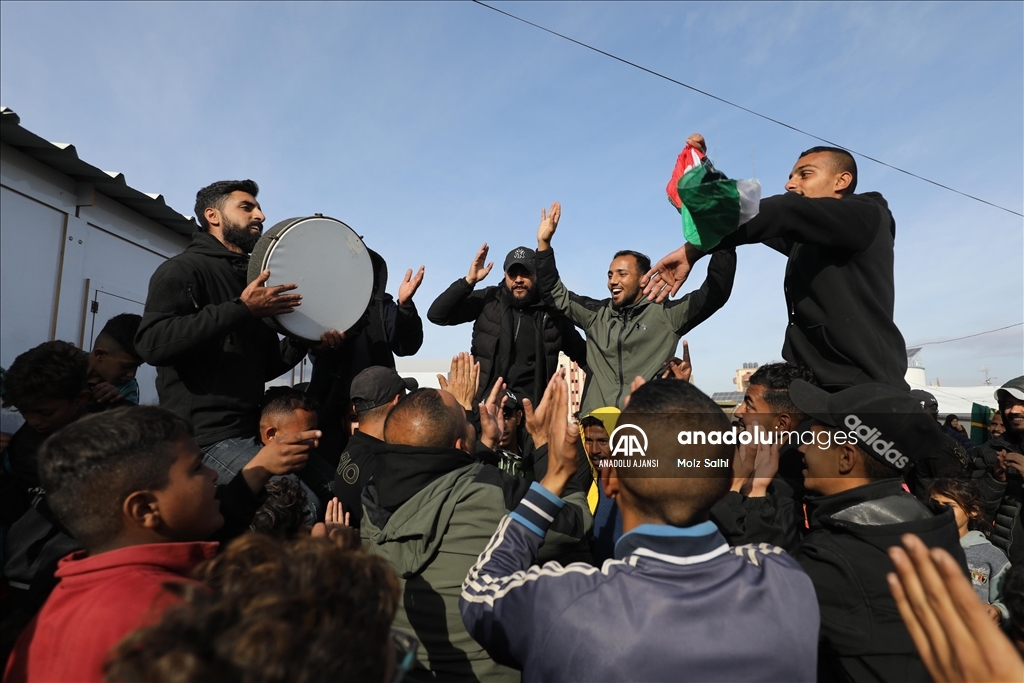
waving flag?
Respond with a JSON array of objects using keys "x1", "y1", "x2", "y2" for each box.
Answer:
[{"x1": 666, "y1": 143, "x2": 761, "y2": 251}]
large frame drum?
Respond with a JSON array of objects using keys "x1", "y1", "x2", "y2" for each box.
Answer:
[{"x1": 247, "y1": 215, "x2": 373, "y2": 342}]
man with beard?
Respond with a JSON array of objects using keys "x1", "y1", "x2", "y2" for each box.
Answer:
[
  {"x1": 136, "y1": 180, "x2": 338, "y2": 485},
  {"x1": 976, "y1": 376, "x2": 1024, "y2": 564},
  {"x1": 535, "y1": 203, "x2": 736, "y2": 413},
  {"x1": 428, "y1": 243, "x2": 586, "y2": 405}
]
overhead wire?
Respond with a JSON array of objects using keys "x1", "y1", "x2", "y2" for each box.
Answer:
[
  {"x1": 471, "y1": 0, "x2": 1024, "y2": 218},
  {"x1": 910, "y1": 322, "x2": 1023, "y2": 347}
]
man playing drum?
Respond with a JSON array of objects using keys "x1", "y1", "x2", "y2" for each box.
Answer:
[{"x1": 136, "y1": 180, "x2": 340, "y2": 486}]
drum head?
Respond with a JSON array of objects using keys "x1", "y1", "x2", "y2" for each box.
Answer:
[{"x1": 248, "y1": 216, "x2": 373, "y2": 342}]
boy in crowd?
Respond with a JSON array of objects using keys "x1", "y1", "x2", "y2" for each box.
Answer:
[
  {"x1": 782, "y1": 381, "x2": 963, "y2": 681},
  {"x1": 461, "y1": 379, "x2": 820, "y2": 682},
  {"x1": 710, "y1": 361, "x2": 814, "y2": 553},
  {"x1": 579, "y1": 411, "x2": 621, "y2": 564},
  {"x1": 4, "y1": 406, "x2": 224, "y2": 683},
  {"x1": 494, "y1": 391, "x2": 527, "y2": 477},
  {"x1": 257, "y1": 387, "x2": 335, "y2": 519},
  {"x1": 86, "y1": 313, "x2": 144, "y2": 405},
  {"x1": 1, "y1": 341, "x2": 93, "y2": 521},
  {"x1": 105, "y1": 534, "x2": 403, "y2": 683},
  {"x1": 334, "y1": 366, "x2": 416, "y2": 528}
]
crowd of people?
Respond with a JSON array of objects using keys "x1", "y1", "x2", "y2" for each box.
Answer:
[{"x1": 1, "y1": 142, "x2": 1022, "y2": 683}]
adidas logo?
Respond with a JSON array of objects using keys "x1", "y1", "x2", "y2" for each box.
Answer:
[{"x1": 843, "y1": 414, "x2": 909, "y2": 469}]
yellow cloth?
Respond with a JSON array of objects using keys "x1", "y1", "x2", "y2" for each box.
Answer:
[{"x1": 580, "y1": 407, "x2": 620, "y2": 514}]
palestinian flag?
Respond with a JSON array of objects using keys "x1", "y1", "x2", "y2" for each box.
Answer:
[{"x1": 666, "y1": 143, "x2": 761, "y2": 251}]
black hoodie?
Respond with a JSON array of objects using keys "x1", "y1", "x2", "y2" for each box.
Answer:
[
  {"x1": 135, "y1": 232, "x2": 307, "y2": 445},
  {"x1": 710, "y1": 192, "x2": 908, "y2": 390},
  {"x1": 306, "y1": 249, "x2": 423, "y2": 461},
  {"x1": 798, "y1": 480, "x2": 966, "y2": 682}
]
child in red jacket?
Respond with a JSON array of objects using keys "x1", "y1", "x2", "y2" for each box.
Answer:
[{"x1": 4, "y1": 406, "x2": 225, "y2": 683}]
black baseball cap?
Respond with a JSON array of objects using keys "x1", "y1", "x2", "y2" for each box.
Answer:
[
  {"x1": 350, "y1": 366, "x2": 418, "y2": 414},
  {"x1": 502, "y1": 390, "x2": 522, "y2": 415},
  {"x1": 789, "y1": 380, "x2": 942, "y2": 473},
  {"x1": 504, "y1": 246, "x2": 536, "y2": 272},
  {"x1": 908, "y1": 389, "x2": 939, "y2": 415}
]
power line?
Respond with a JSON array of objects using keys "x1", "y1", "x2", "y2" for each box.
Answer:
[
  {"x1": 471, "y1": 0, "x2": 1024, "y2": 219},
  {"x1": 911, "y1": 322, "x2": 1023, "y2": 347}
]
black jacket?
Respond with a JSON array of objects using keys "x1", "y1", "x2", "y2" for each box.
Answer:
[
  {"x1": 427, "y1": 279, "x2": 586, "y2": 405},
  {"x1": 332, "y1": 430, "x2": 385, "y2": 529},
  {"x1": 307, "y1": 250, "x2": 423, "y2": 460},
  {"x1": 974, "y1": 433, "x2": 1024, "y2": 564},
  {"x1": 135, "y1": 233, "x2": 307, "y2": 445},
  {"x1": 711, "y1": 192, "x2": 908, "y2": 390},
  {"x1": 799, "y1": 480, "x2": 966, "y2": 682},
  {"x1": 536, "y1": 247, "x2": 736, "y2": 413}
]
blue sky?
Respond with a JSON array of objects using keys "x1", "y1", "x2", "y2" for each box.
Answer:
[{"x1": 2, "y1": 1, "x2": 1021, "y2": 392}]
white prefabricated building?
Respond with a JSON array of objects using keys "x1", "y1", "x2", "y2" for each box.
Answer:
[{"x1": 0, "y1": 107, "x2": 309, "y2": 411}]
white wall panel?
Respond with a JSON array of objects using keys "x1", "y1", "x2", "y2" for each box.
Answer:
[
  {"x1": 78, "y1": 193, "x2": 189, "y2": 259},
  {"x1": 0, "y1": 143, "x2": 76, "y2": 215},
  {"x1": 0, "y1": 186, "x2": 66, "y2": 368}
]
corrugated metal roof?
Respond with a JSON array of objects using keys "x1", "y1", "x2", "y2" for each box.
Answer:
[{"x1": 0, "y1": 107, "x2": 197, "y2": 236}]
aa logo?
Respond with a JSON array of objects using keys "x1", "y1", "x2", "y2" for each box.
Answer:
[{"x1": 610, "y1": 424, "x2": 648, "y2": 458}]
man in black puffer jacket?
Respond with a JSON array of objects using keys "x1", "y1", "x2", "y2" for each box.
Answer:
[
  {"x1": 974, "y1": 376, "x2": 1024, "y2": 564},
  {"x1": 428, "y1": 244, "x2": 586, "y2": 405}
]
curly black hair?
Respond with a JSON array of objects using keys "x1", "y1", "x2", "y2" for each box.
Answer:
[
  {"x1": 249, "y1": 477, "x2": 310, "y2": 540},
  {"x1": 2, "y1": 340, "x2": 88, "y2": 408},
  {"x1": 105, "y1": 534, "x2": 401, "y2": 683}
]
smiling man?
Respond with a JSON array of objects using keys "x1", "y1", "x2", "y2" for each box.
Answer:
[
  {"x1": 536, "y1": 202, "x2": 735, "y2": 413},
  {"x1": 136, "y1": 180, "x2": 332, "y2": 486},
  {"x1": 646, "y1": 142, "x2": 909, "y2": 391}
]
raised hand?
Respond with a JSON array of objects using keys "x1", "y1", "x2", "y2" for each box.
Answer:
[
  {"x1": 522, "y1": 383, "x2": 554, "y2": 449},
  {"x1": 730, "y1": 442, "x2": 756, "y2": 495},
  {"x1": 478, "y1": 376, "x2": 508, "y2": 450},
  {"x1": 241, "y1": 429, "x2": 320, "y2": 493},
  {"x1": 888, "y1": 534, "x2": 1024, "y2": 683},
  {"x1": 686, "y1": 133, "x2": 707, "y2": 154},
  {"x1": 242, "y1": 269, "x2": 302, "y2": 317},
  {"x1": 466, "y1": 244, "x2": 494, "y2": 285},
  {"x1": 398, "y1": 266, "x2": 425, "y2": 306},
  {"x1": 90, "y1": 382, "x2": 125, "y2": 404},
  {"x1": 437, "y1": 352, "x2": 480, "y2": 411},
  {"x1": 539, "y1": 369, "x2": 579, "y2": 496},
  {"x1": 642, "y1": 243, "x2": 705, "y2": 303},
  {"x1": 536, "y1": 202, "x2": 561, "y2": 251},
  {"x1": 324, "y1": 497, "x2": 350, "y2": 531},
  {"x1": 748, "y1": 441, "x2": 780, "y2": 498},
  {"x1": 661, "y1": 340, "x2": 693, "y2": 381}
]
